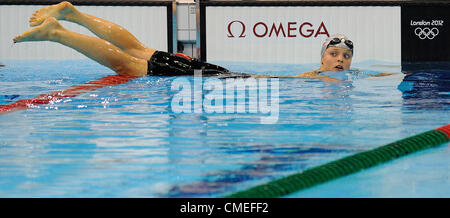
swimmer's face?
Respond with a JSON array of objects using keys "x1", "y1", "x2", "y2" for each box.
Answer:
[{"x1": 319, "y1": 47, "x2": 353, "y2": 72}]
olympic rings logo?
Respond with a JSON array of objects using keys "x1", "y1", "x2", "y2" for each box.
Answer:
[{"x1": 414, "y1": 27, "x2": 439, "y2": 40}]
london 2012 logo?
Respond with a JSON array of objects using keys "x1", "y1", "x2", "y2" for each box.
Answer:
[
  {"x1": 410, "y1": 20, "x2": 444, "y2": 40},
  {"x1": 414, "y1": 27, "x2": 439, "y2": 40}
]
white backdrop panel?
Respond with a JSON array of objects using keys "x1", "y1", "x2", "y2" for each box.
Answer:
[
  {"x1": 205, "y1": 6, "x2": 401, "y2": 64},
  {"x1": 0, "y1": 5, "x2": 168, "y2": 60}
]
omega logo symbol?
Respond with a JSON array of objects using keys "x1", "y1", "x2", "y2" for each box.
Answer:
[
  {"x1": 414, "y1": 27, "x2": 439, "y2": 40},
  {"x1": 227, "y1": 20, "x2": 246, "y2": 38}
]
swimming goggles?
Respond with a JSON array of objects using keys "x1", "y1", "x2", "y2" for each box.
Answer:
[{"x1": 328, "y1": 37, "x2": 353, "y2": 49}]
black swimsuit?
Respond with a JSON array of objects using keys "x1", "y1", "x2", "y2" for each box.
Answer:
[{"x1": 147, "y1": 51, "x2": 251, "y2": 78}]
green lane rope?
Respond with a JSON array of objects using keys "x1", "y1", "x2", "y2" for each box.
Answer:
[{"x1": 225, "y1": 124, "x2": 450, "y2": 198}]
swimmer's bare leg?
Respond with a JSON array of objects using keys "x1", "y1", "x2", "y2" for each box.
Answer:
[
  {"x1": 14, "y1": 17, "x2": 148, "y2": 77},
  {"x1": 29, "y1": 1, "x2": 155, "y2": 60}
]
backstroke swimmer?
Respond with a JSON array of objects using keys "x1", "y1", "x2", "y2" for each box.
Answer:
[
  {"x1": 13, "y1": 1, "x2": 232, "y2": 78},
  {"x1": 13, "y1": 1, "x2": 390, "y2": 80}
]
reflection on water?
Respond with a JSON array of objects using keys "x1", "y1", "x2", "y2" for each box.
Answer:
[
  {"x1": 164, "y1": 142, "x2": 355, "y2": 197},
  {"x1": 398, "y1": 70, "x2": 450, "y2": 109},
  {"x1": 0, "y1": 60, "x2": 448, "y2": 197}
]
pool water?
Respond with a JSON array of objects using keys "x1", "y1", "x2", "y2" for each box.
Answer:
[{"x1": 0, "y1": 59, "x2": 448, "y2": 197}]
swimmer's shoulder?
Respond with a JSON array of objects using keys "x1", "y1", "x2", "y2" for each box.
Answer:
[{"x1": 294, "y1": 70, "x2": 321, "y2": 78}]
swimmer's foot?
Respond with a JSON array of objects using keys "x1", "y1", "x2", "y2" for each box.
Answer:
[
  {"x1": 29, "y1": 1, "x2": 78, "y2": 26},
  {"x1": 14, "y1": 17, "x2": 63, "y2": 43}
]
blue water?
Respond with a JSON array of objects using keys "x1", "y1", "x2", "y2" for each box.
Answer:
[{"x1": 0, "y1": 59, "x2": 448, "y2": 197}]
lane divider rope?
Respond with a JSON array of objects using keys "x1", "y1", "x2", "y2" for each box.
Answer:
[
  {"x1": 0, "y1": 74, "x2": 137, "y2": 114},
  {"x1": 225, "y1": 124, "x2": 450, "y2": 198}
]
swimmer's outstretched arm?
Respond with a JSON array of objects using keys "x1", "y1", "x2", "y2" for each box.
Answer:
[
  {"x1": 293, "y1": 71, "x2": 340, "y2": 82},
  {"x1": 297, "y1": 70, "x2": 394, "y2": 80},
  {"x1": 13, "y1": 17, "x2": 148, "y2": 77},
  {"x1": 253, "y1": 72, "x2": 340, "y2": 82},
  {"x1": 252, "y1": 72, "x2": 314, "y2": 78},
  {"x1": 368, "y1": 72, "x2": 392, "y2": 77},
  {"x1": 29, "y1": 1, "x2": 155, "y2": 60}
]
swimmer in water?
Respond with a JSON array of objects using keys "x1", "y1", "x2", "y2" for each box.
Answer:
[
  {"x1": 13, "y1": 1, "x2": 231, "y2": 77},
  {"x1": 293, "y1": 34, "x2": 391, "y2": 81},
  {"x1": 295, "y1": 34, "x2": 354, "y2": 79}
]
